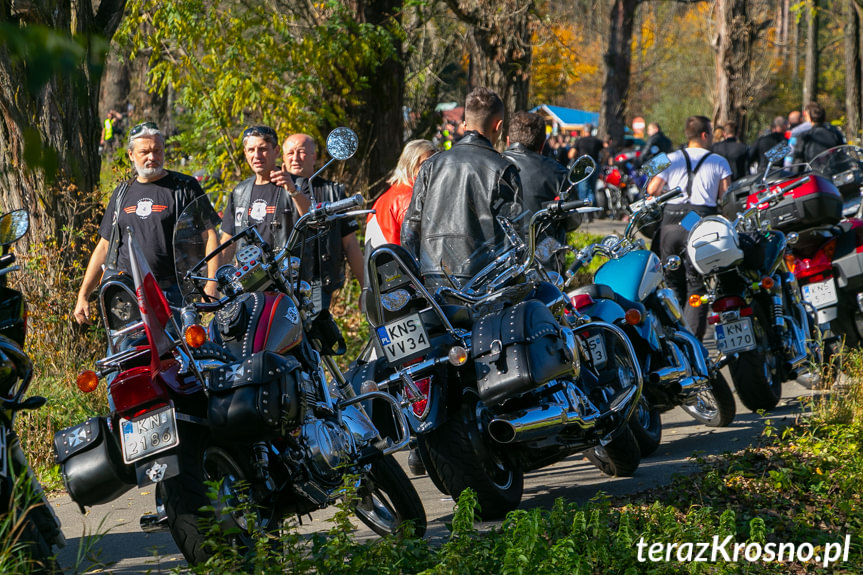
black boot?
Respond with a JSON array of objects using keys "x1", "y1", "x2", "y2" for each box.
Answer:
[{"x1": 407, "y1": 448, "x2": 426, "y2": 476}]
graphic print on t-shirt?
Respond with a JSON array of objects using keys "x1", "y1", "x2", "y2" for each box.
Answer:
[
  {"x1": 249, "y1": 199, "x2": 274, "y2": 223},
  {"x1": 124, "y1": 198, "x2": 167, "y2": 219}
]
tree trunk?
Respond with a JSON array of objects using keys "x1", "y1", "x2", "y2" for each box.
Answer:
[
  {"x1": 443, "y1": 0, "x2": 534, "y2": 146},
  {"x1": 803, "y1": 0, "x2": 819, "y2": 108},
  {"x1": 846, "y1": 0, "x2": 861, "y2": 142},
  {"x1": 598, "y1": 0, "x2": 638, "y2": 148},
  {"x1": 347, "y1": 0, "x2": 406, "y2": 196},
  {"x1": 0, "y1": 1, "x2": 127, "y2": 279}
]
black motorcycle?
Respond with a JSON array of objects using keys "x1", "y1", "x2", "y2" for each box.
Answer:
[
  {"x1": 0, "y1": 210, "x2": 65, "y2": 571},
  {"x1": 360, "y1": 158, "x2": 643, "y2": 519}
]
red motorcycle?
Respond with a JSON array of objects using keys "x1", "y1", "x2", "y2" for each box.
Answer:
[
  {"x1": 54, "y1": 128, "x2": 426, "y2": 565},
  {"x1": 723, "y1": 144, "x2": 863, "y2": 380}
]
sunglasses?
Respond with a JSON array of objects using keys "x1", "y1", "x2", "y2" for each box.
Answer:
[
  {"x1": 243, "y1": 125, "x2": 278, "y2": 139},
  {"x1": 129, "y1": 121, "x2": 159, "y2": 138}
]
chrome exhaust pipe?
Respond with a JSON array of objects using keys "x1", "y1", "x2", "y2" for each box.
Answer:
[
  {"x1": 648, "y1": 342, "x2": 689, "y2": 384},
  {"x1": 671, "y1": 330, "x2": 710, "y2": 378},
  {"x1": 487, "y1": 404, "x2": 571, "y2": 444}
]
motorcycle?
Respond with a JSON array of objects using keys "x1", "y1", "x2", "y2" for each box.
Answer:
[
  {"x1": 594, "y1": 152, "x2": 643, "y2": 220},
  {"x1": 361, "y1": 157, "x2": 644, "y2": 519},
  {"x1": 684, "y1": 164, "x2": 822, "y2": 411},
  {"x1": 782, "y1": 145, "x2": 863, "y2": 361},
  {"x1": 0, "y1": 210, "x2": 65, "y2": 571},
  {"x1": 54, "y1": 128, "x2": 425, "y2": 565},
  {"x1": 564, "y1": 155, "x2": 736, "y2": 457}
]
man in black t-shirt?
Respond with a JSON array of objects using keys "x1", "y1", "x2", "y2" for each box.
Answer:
[
  {"x1": 74, "y1": 123, "x2": 220, "y2": 324},
  {"x1": 219, "y1": 126, "x2": 310, "y2": 255},
  {"x1": 283, "y1": 133, "x2": 364, "y2": 311},
  {"x1": 748, "y1": 116, "x2": 787, "y2": 173}
]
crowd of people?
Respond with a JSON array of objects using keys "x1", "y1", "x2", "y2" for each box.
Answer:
[{"x1": 76, "y1": 91, "x2": 850, "y2": 400}]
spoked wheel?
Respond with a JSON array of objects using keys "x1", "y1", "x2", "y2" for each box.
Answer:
[
  {"x1": 728, "y1": 303, "x2": 782, "y2": 412},
  {"x1": 680, "y1": 371, "x2": 736, "y2": 426},
  {"x1": 354, "y1": 454, "x2": 427, "y2": 538},
  {"x1": 421, "y1": 399, "x2": 523, "y2": 521},
  {"x1": 161, "y1": 426, "x2": 278, "y2": 565},
  {"x1": 628, "y1": 395, "x2": 662, "y2": 457},
  {"x1": 585, "y1": 426, "x2": 641, "y2": 477}
]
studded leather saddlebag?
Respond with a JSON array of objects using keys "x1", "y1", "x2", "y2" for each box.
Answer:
[
  {"x1": 471, "y1": 299, "x2": 573, "y2": 405},
  {"x1": 207, "y1": 351, "x2": 301, "y2": 440}
]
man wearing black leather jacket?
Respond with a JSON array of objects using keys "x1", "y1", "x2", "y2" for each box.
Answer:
[
  {"x1": 503, "y1": 111, "x2": 571, "y2": 266},
  {"x1": 402, "y1": 87, "x2": 522, "y2": 287},
  {"x1": 638, "y1": 122, "x2": 672, "y2": 168}
]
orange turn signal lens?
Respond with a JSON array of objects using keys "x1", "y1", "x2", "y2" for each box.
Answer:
[
  {"x1": 624, "y1": 308, "x2": 643, "y2": 325},
  {"x1": 760, "y1": 276, "x2": 775, "y2": 290},
  {"x1": 76, "y1": 370, "x2": 100, "y2": 393},
  {"x1": 184, "y1": 324, "x2": 207, "y2": 348},
  {"x1": 448, "y1": 346, "x2": 469, "y2": 366},
  {"x1": 689, "y1": 294, "x2": 703, "y2": 307}
]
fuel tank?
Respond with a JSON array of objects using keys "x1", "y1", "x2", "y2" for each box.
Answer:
[
  {"x1": 594, "y1": 250, "x2": 663, "y2": 303},
  {"x1": 210, "y1": 292, "x2": 304, "y2": 358}
]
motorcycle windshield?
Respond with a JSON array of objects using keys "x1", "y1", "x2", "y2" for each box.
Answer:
[
  {"x1": 808, "y1": 144, "x2": 863, "y2": 177},
  {"x1": 173, "y1": 194, "x2": 221, "y2": 302}
]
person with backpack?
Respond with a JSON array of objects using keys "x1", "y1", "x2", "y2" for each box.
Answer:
[
  {"x1": 73, "y1": 122, "x2": 221, "y2": 325},
  {"x1": 793, "y1": 101, "x2": 845, "y2": 164},
  {"x1": 646, "y1": 115, "x2": 732, "y2": 340}
]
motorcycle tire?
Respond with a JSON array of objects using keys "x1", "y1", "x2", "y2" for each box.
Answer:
[
  {"x1": 161, "y1": 424, "x2": 278, "y2": 565},
  {"x1": 585, "y1": 425, "x2": 641, "y2": 477},
  {"x1": 628, "y1": 396, "x2": 662, "y2": 457},
  {"x1": 728, "y1": 303, "x2": 782, "y2": 412},
  {"x1": 680, "y1": 371, "x2": 736, "y2": 427},
  {"x1": 354, "y1": 454, "x2": 427, "y2": 538},
  {"x1": 420, "y1": 399, "x2": 524, "y2": 521}
]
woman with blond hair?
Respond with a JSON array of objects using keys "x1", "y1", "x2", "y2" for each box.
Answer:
[{"x1": 365, "y1": 139, "x2": 437, "y2": 249}]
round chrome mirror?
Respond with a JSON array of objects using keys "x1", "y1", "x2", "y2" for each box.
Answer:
[
  {"x1": 0, "y1": 210, "x2": 29, "y2": 246},
  {"x1": 567, "y1": 155, "x2": 596, "y2": 185},
  {"x1": 326, "y1": 127, "x2": 358, "y2": 161},
  {"x1": 765, "y1": 142, "x2": 792, "y2": 164}
]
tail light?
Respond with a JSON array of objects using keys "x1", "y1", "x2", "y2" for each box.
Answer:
[
  {"x1": 711, "y1": 296, "x2": 747, "y2": 313},
  {"x1": 570, "y1": 293, "x2": 595, "y2": 310},
  {"x1": 407, "y1": 376, "x2": 431, "y2": 418},
  {"x1": 792, "y1": 238, "x2": 836, "y2": 281},
  {"x1": 110, "y1": 366, "x2": 168, "y2": 414}
]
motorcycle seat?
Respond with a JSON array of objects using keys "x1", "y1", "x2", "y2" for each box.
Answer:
[{"x1": 572, "y1": 283, "x2": 647, "y2": 317}]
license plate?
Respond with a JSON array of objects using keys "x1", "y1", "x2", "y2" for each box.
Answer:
[
  {"x1": 120, "y1": 406, "x2": 179, "y2": 464},
  {"x1": 585, "y1": 334, "x2": 607, "y2": 368},
  {"x1": 802, "y1": 278, "x2": 838, "y2": 308},
  {"x1": 376, "y1": 313, "x2": 431, "y2": 363},
  {"x1": 715, "y1": 318, "x2": 757, "y2": 353}
]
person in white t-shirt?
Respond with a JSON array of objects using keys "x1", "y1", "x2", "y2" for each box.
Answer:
[{"x1": 647, "y1": 115, "x2": 732, "y2": 340}]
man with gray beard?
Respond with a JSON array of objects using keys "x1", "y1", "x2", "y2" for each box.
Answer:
[{"x1": 74, "y1": 122, "x2": 220, "y2": 324}]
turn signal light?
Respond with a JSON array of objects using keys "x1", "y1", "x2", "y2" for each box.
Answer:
[
  {"x1": 360, "y1": 380, "x2": 379, "y2": 394},
  {"x1": 76, "y1": 370, "x2": 99, "y2": 393},
  {"x1": 184, "y1": 324, "x2": 207, "y2": 348},
  {"x1": 624, "y1": 308, "x2": 643, "y2": 325},
  {"x1": 689, "y1": 295, "x2": 708, "y2": 307},
  {"x1": 448, "y1": 346, "x2": 469, "y2": 366},
  {"x1": 760, "y1": 276, "x2": 775, "y2": 290}
]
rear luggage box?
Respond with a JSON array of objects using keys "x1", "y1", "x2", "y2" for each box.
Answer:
[{"x1": 746, "y1": 174, "x2": 842, "y2": 232}]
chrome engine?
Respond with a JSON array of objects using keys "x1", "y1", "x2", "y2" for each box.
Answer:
[{"x1": 302, "y1": 419, "x2": 354, "y2": 481}]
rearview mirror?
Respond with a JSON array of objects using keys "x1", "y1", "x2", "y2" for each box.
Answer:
[
  {"x1": 0, "y1": 210, "x2": 29, "y2": 246},
  {"x1": 326, "y1": 127, "x2": 359, "y2": 161},
  {"x1": 765, "y1": 142, "x2": 792, "y2": 164},
  {"x1": 567, "y1": 155, "x2": 596, "y2": 185},
  {"x1": 642, "y1": 153, "x2": 671, "y2": 180}
]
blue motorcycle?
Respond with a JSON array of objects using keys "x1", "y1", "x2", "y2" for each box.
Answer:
[{"x1": 564, "y1": 159, "x2": 736, "y2": 456}]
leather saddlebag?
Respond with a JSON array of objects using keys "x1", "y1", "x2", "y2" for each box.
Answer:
[
  {"x1": 207, "y1": 351, "x2": 301, "y2": 440},
  {"x1": 54, "y1": 416, "x2": 136, "y2": 507},
  {"x1": 471, "y1": 299, "x2": 572, "y2": 405}
]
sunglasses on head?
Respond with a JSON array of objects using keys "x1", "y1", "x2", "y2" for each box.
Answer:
[
  {"x1": 129, "y1": 121, "x2": 159, "y2": 137},
  {"x1": 243, "y1": 125, "x2": 278, "y2": 139}
]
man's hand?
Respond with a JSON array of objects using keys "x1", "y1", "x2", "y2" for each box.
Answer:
[{"x1": 74, "y1": 295, "x2": 92, "y2": 325}]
